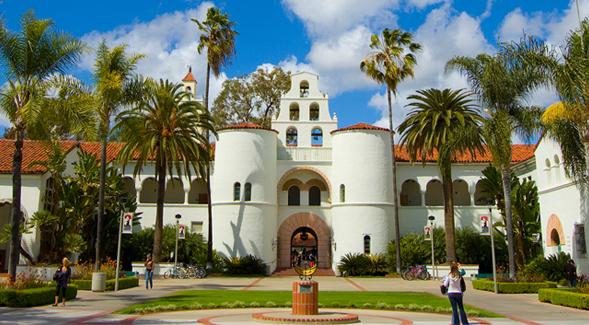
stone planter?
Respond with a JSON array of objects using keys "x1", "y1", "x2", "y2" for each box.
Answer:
[{"x1": 92, "y1": 272, "x2": 106, "y2": 292}]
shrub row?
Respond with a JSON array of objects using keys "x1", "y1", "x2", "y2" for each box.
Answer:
[
  {"x1": 473, "y1": 279, "x2": 556, "y2": 293},
  {"x1": 66, "y1": 276, "x2": 139, "y2": 291},
  {"x1": 0, "y1": 285, "x2": 78, "y2": 307},
  {"x1": 538, "y1": 288, "x2": 589, "y2": 310}
]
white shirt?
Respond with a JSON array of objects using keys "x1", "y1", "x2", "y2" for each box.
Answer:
[{"x1": 444, "y1": 273, "x2": 463, "y2": 294}]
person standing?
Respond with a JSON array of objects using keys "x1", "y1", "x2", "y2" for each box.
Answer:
[
  {"x1": 145, "y1": 254, "x2": 154, "y2": 289},
  {"x1": 53, "y1": 258, "x2": 72, "y2": 307},
  {"x1": 444, "y1": 264, "x2": 469, "y2": 325},
  {"x1": 564, "y1": 259, "x2": 577, "y2": 288}
]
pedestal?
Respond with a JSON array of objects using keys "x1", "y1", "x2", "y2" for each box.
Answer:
[{"x1": 292, "y1": 281, "x2": 318, "y2": 315}]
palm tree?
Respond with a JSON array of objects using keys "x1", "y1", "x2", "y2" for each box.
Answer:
[
  {"x1": 446, "y1": 49, "x2": 546, "y2": 278},
  {"x1": 397, "y1": 88, "x2": 484, "y2": 263},
  {"x1": 0, "y1": 10, "x2": 86, "y2": 278},
  {"x1": 92, "y1": 40, "x2": 144, "y2": 268},
  {"x1": 114, "y1": 79, "x2": 216, "y2": 263},
  {"x1": 192, "y1": 7, "x2": 238, "y2": 267},
  {"x1": 360, "y1": 28, "x2": 422, "y2": 272}
]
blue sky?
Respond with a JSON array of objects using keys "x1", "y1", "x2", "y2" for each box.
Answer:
[{"x1": 0, "y1": 1, "x2": 583, "y2": 142}]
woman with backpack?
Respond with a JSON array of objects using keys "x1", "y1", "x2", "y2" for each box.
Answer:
[{"x1": 444, "y1": 264, "x2": 468, "y2": 325}]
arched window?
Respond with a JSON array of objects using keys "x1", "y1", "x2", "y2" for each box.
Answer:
[
  {"x1": 311, "y1": 128, "x2": 323, "y2": 146},
  {"x1": 553, "y1": 155, "x2": 560, "y2": 165},
  {"x1": 165, "y1": 178, "x2": 184, "y2": 204},
  {"x1": 140, "y1": 177, "x2": 158, "y2": 203},
  {"x1": 400, "y1": 179, "x2": 421, "y2": 206},
  {"x1": 545, "y1": 158, "x2": 551, "y2": 168},
  {"x1": 300, "y1": 81, "x2": 309, "y2": 98},
  {"x1": 309, "y1": 186, "x2": 321, "y2": 206},
  {"x1": 340, "y1": 184, "x2": 345, "y2": 203},
  {"x1": 452, "y1": 179, "x2": 471, "y2": 206},
  {"x1": 288, "y1": 186, "x2": 300, "y2": 206},
  {"x1": 286, "y1": 128, "x2": 298, "y2": 146},
  {"x1": 185, "y1": 86, "x2": 192, "y2": 94},
  {"x1": 473, "y1": 180, "x2": 486, "y2": 206},
  {"x1": 44, "y1": 177, "x2": 55, "y2": 211},
  {"x1": 244, "y1": 182, "x2": 252, "y2": 201},
  {"x1": 364, "y1": 235, "x2": 371, "y2": 254},
  {"x1": 425, "y1": 180, "x2": 443, "y2": 206},
  {"x1": 234, "y1": 182, "x2": 241, "y2": 201},
  {"x1": 290, "y1": 103, "x2": 299, "y2": 121},
  {"x1": 310, "y1": 103, "x2": 319, "y2": 121}
]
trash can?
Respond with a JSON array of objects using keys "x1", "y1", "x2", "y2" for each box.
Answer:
[{"x1": 92, "y1": 272, "x2": 106, "y2": 292}]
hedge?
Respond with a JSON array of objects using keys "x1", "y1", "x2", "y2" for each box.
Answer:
[
  {"x1": 0, "y1": 285, "x2": 78, "y2": 307},
  {"x1": 472, "y1": 279, "x2": 557, "y2": 293},
  {"x1": 538, "y1": 288, "x2": 589, "y2": 310},
  {"x1": 65, "y1": 276, "x2": 139, "y2": 291}
]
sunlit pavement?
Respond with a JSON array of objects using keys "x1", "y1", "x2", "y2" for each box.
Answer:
[{"x1": 1, "y1": 276, "x2": 588, "y2": 324}]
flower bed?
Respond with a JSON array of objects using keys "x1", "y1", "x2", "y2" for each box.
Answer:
[
  {"x1": 0, "y1": 285, "x2": 78, "y2": 307},
  {"x1": 472, "y1": 279, "x2": 557, "y2": 293},
  {"x1": 538, "y1": 288, "x2": 589, "y2": 310}
]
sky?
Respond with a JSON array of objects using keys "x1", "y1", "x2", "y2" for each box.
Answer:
[{"x1": 0, "y1": 0, "x2": 585, "y2": 143}]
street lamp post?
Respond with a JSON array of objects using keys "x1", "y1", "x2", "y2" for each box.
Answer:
[
  {"x1": 174, "y1": 214, "x2": 182, "y2": 271},
  {"x1": 486, "y1": 199, "x2": 498, "y2": 294},
  {"x1": 428, "y1": 215, "x2": 435, "y2": 280},
  {"x1": 114, "y1": 197, "x2": 127, "y2": 292}
]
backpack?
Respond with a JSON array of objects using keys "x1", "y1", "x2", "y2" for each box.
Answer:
[
  {"x1": 53, "y1": 269, "x2": 60, "y2": 281},
  {"x1": 460, "y1": 277, "x2": 466, "y2": 292}
]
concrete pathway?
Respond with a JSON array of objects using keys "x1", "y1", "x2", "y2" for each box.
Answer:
[{"x1": 0, "y1": 276, "x2": 587, "y2": 324}]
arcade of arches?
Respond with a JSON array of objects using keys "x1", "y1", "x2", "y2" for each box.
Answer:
[{"x1": 277, "y1": 212, "x2": 331, "y2": 269}]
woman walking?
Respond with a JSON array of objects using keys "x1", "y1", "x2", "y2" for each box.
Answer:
[
  {"x1": 145, "y1": 254, "x2": 154, "y2": 289},
  {"x1": 53, "y1": 258, "x2": 72, "y2": 306},
  {"x1": 444, "y1": 264, "x2": 469, "y2": 325}
]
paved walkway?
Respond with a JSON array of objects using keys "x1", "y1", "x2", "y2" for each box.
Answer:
[{"x1": 0, "y1": 276, "x2": 587, "y2": 324}]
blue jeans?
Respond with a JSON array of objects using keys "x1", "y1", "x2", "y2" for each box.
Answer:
[
  {"x1": 146, "y1": 270, "x2": 153, "y2": 289},
  {"x1": 448, "y1": 293, "x2": 468, "y2": 325}
]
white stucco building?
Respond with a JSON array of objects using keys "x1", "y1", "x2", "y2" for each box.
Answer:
[{"x1": 0, "y1": 71, "x2": 586, "y2": 275}]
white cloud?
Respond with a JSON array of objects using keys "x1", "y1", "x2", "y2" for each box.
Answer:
[
  {"x1": 79, "y1": 2, "x2": 226, "y2": 107},
  {"x1": 281, "y1": 0, "x2": 400, "y2": 39},
  {"x1": 497, "y1": 8, "x2": 547, "y2": 42}
]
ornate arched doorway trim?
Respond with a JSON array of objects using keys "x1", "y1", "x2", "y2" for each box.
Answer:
[
  {"x1": 546, "y1": 214, "x2": 565, "y2": 246},
  {"x1": 277, "y1": 167, "x2": 331, "y2": 204},
  {"x1": 277, "y1": 212, "x2": 331, "y2": 269}
]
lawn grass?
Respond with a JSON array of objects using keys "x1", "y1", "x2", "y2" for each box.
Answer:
[{"x1": 113, "y1": 290, "x2": 502, "y2": 317}]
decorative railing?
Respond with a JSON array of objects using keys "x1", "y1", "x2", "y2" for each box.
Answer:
[{"x1": 277, "y1": 147, "x2": 332, "y2": 161}]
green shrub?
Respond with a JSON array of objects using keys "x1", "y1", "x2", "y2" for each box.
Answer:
[
  {"x1": 524, "y1": 252, "x2": 570, "y2": 282},
  {"x1": 338, "y1": 253, "x2": 369, "y2": 276},
  {"x1": 0, "y1": 285, "x2": 78, "y2": 307},
  {"x1": 538, "y1": 288, "x2": 589, "y2": 310},
  {"x1": 473, "y1": 279, "x2": 556, "y2": 293},
  {"x1": 63, "y1": 276, "x2": 139, "y2": 291},
  {"x1": 222, "y1": 255, "x2": 265, "y2": 275},
  {"x1": 365, "y1": 253, "x2": 389, "y2": 275}
]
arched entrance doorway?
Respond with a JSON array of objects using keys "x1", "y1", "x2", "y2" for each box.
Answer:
[
  {"x1": 277, "y1": 212, "x2": 331, "y2": 269},
  {"x1": 291, "y1": 227, "x2": 317, "y2": 267}
]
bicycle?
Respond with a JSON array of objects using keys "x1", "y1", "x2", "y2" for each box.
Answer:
[
  {"x1": 185, "y1": 263, "x2": 208, "y2": 279},
  {"x1": 402, "y1": 265, "x2": 430, "y2": 280},
  {"x1": 163, "y1": 263, "x2": 186, "y2": 279}
]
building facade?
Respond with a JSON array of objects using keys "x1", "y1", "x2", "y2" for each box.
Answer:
[{"x1": 1, "y1": 71, "x2": 586, "y2": 275}]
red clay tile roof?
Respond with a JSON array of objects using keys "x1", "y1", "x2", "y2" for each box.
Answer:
[
  {"x1": 331, "y1": 122, "x2": 390, "y2": 134},
  {"x1": 217, "y1": 122, "x2": 279, "y2": 133},
  {"x1": 79, "y1": 142, "x2": 124, "y2": 162},
  {"x1": 0, "y1": 139, "x2": 78, "y2": 174},
  {"x1": 395, "y1": 144, "x2": 535, "y2": 164},
  {"x1": 182, "y1": 72, "x2": 196, "y2": 82}
]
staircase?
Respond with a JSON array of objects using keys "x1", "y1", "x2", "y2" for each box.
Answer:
[{"x1": 271, "y1": 267, "x2": 335, "y2": 276}]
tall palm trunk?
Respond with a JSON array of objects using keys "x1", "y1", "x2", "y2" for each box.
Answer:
[
  {"x1": 204, "y1": 63, "x2": 214, "y2": 268},
  {"x1": 501, "y1": 164, "x2": 516, "y2": 278},
  {"x1": 441, "y1": 166, "x2": 457, "y2": 263},
  {"x1": 8, "y1": 127, "x2": 25, "y2": 279},
  {"x1": 387, "y1": 87, "x2": 401, "y2": 273},
  {"x1": 95, "y1": 139, "x2": 107, "y2": 270},
  {"x1": 153, "y1": 159, "x2": 167, "y2": 263}
]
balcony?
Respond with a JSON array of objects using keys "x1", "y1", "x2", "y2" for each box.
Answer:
[{"x1": 277, "y1": 147, "x2": 332, "y2": 161}]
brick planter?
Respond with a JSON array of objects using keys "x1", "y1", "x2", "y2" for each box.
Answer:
[{"x1": 292, "y1": 281, "x2": 318, "y2": 315}]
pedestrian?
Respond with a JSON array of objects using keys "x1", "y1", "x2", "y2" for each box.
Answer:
[
  {"x1": 53, "y1": 257, "x2": 72, "y2": 307},
  {"x1": 564, "y1": 259, "x2": 577, "y2": 288},
  {"x1": 444, "y1": 264, "x2": 469, "y2": 325},
  {"x1": 145, "y1": 253, "x2": 154, "y2": 289}
]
